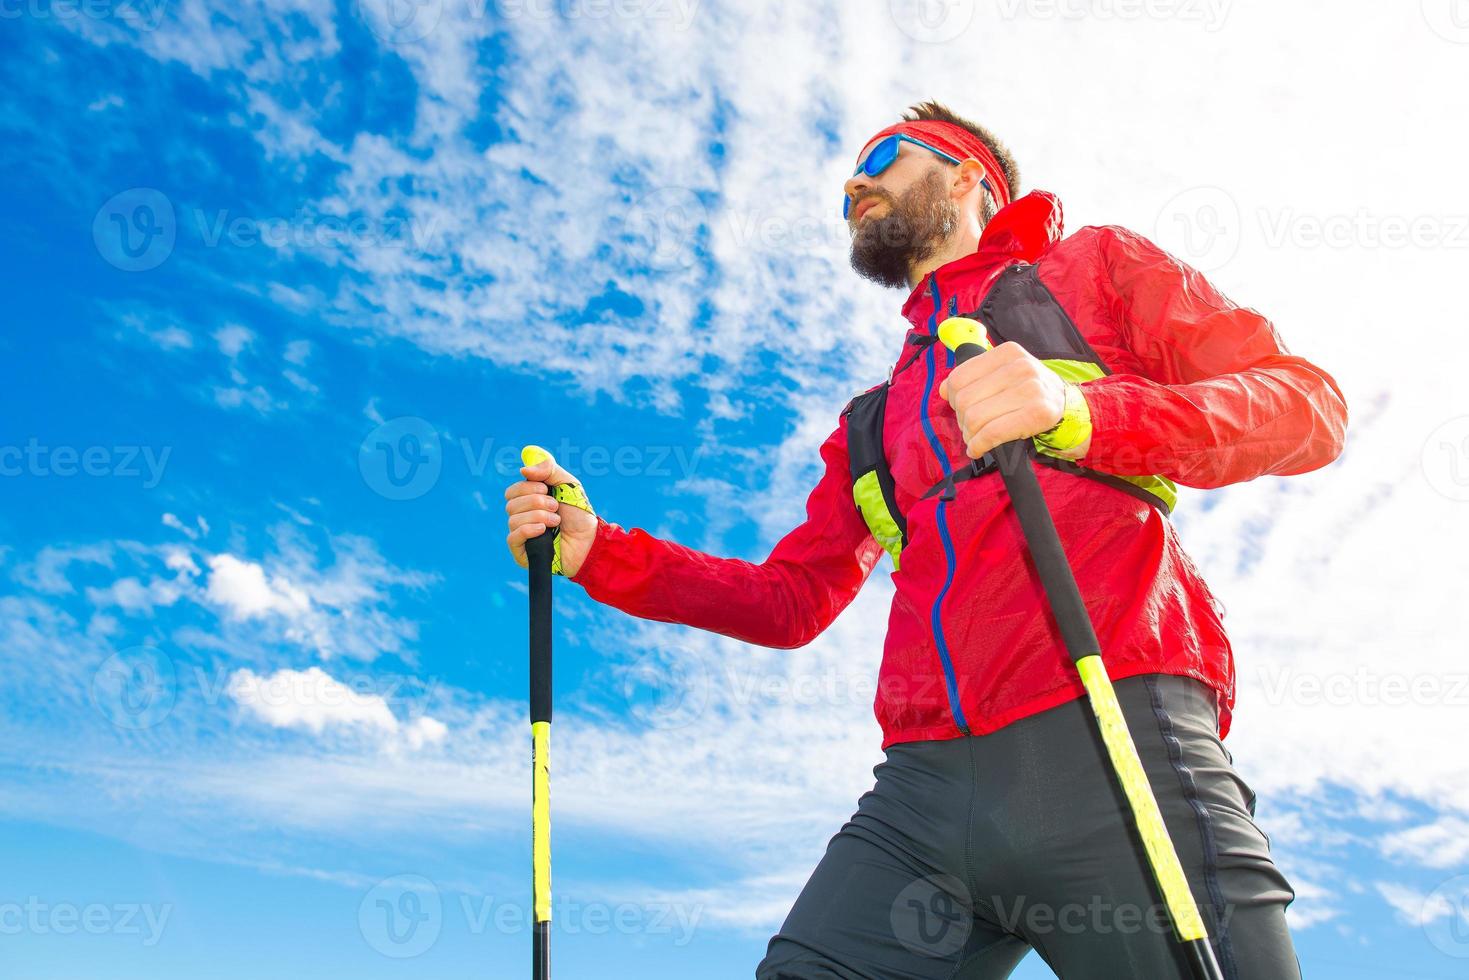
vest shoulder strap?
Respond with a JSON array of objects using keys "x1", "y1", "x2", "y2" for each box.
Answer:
[{"x1": 843, "y1": 383, "x2": 907, "y2": 567}]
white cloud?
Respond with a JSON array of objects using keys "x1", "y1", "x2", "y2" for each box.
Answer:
[
  {"x1": 149, "y1": 324, "x2": 194, "y2": 350},
  {"x1": 1375, "y1": 881, "x2": 1455, "y2": 928},
  {"x1": 404, "y1": 715, "x2": 448, "y2": 750},
  {"x1": 229, "y1": 666, "x2": 405, "y2": 737},
  {"x1": 161, "y1": 512, "x2": 198, "y2": 539},
  {"x1": 214, "y1": 323, "x2": 255, "y2": 358},
  {"x1": 206, "y1": 553, "x2": 313, "y2": 622},
  {"x1": 83, "y1": 575, "x2": 185, "y2": 615},
  {"x1": 1380, "y1": 818, "x2": 1469, "y2": 871},
  {"x1": 18, "y1": 544, "x2": 116, "y2": 594},
  {"x1": 212, "y1": 383, "x2": 280, "y2": 413},
  {"x1": 283, "y1": 339, "x2": 312, "y2": 365}
]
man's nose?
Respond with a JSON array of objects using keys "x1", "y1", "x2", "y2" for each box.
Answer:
[{"x1": 843, "y1": 173, "x2": 875, "y2": 213}]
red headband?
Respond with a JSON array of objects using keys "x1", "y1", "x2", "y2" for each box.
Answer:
[{"x1": 858, "y1": 120, "x2": 1012, "y2": 211}]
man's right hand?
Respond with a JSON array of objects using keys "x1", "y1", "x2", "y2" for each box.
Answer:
[{"x1": 505, "y1": 455, "x2": 598, "y2": 577}]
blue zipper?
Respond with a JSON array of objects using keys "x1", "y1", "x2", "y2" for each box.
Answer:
[{"x1": 919, "y1": 276, "x2": 971, "y2": 735}]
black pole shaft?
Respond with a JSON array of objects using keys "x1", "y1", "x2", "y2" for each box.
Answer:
[
  {"x1": 988, "y1": 437, "x2": 1100, "y2": 664},
  {"x1": 528, "y1": 532, "x2": 554, "y2": 726}
]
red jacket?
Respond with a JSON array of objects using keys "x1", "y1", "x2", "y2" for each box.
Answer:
[{"x1": 572, "y1": 191, "x2": 1348, "y2": 748}]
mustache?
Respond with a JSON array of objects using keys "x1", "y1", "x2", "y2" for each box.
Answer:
[{"x1": 849, "y1": 190, "x2": 896, "y2": 222}]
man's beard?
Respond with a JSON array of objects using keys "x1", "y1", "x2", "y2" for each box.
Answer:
[{"x1": 848, "y1": 168, "x2": 959, "y2": 289}]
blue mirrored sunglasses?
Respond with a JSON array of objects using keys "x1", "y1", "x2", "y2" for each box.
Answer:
[{"x1": 842, "y1": 133, "x2": 992, "y2": 221}]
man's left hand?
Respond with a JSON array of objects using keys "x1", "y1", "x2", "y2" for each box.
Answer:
[{"x1": 937, "y1": 341, "x2": 1090, "y2": 460}]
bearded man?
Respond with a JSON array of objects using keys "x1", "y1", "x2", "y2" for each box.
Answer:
[{"x1": 507, "y1": 100, "x2": 1347, "y2": 978}]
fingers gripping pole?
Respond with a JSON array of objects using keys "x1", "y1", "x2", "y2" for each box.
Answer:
[
  {"x1": 936, "y1": 320, "x2": 1223, "y2": 980},
  {"x1": 521, "y1": 444, "x2": 594, "y2": 576}
]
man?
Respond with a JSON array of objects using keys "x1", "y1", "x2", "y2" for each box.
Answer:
[{"x1": 505, "y1": 101, "x2": 1347, "y2": 978}]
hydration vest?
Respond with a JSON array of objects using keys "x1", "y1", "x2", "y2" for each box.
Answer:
[{"x1": 843, "y1": 263, "x2": 1179, "y2": 571}]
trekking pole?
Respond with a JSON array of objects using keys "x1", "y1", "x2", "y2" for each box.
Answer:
[
  {"x1": 937, "y1": 319, "x2": 1225, "y2": 980},
  {"x1": 521, "y1": 445, "x2": 557, "y2": 980}
]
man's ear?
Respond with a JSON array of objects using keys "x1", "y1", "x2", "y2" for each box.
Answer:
[{"x1": 951, "y1": 158, "x2": 988, "y2": 200}]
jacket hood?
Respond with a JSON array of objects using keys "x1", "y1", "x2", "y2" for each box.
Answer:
[{"x1": 900, "y1": 190, "x2": 1065, "y2": 328}]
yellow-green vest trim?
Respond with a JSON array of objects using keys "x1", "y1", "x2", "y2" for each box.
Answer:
[{"x1": 842, "y1": 263, "x2": 1178, "y2": 570}]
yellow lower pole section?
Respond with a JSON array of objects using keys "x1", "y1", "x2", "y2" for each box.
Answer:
[
  {"x1": 532, "y1": 721, "x2": 552, "y2": 924},
  {"x1": 1073, "y1": 655, "x2": 1208, "y2": 943}
]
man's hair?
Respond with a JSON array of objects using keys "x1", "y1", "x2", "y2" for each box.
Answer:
[{"x1": 902, "y1": 100, "x2": 1021, "y2": 223}]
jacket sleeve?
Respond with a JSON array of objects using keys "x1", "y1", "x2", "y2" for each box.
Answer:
[
  {"x1": 1074, "y1": 225, "x2": 1349, "y2": 489},
  {"x1": 569, "y1": 414, "x2": 885, "y2": 649}
]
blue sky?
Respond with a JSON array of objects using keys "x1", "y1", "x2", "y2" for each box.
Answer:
[{"x1": 3, "y1": 1, "x2": 1469, "y2": 978}]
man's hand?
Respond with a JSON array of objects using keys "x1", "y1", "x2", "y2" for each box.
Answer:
[
  {"x1": 937, "y1": 341, "x2": 1090, "y2": 461},
  {"x1": 505, "y1": 455, "x2": 598, "y2": 577}
]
